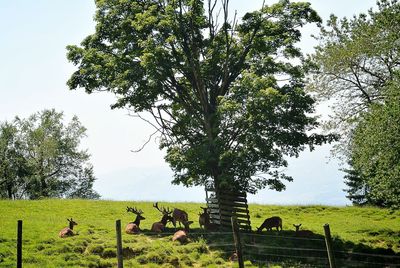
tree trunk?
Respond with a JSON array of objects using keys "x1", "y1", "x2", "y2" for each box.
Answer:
[{"x1": 40, "y1": 177, "x2": 49, "y2": 198}]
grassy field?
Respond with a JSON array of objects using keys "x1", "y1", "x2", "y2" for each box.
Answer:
[{"x1": 0, "y1": 199, "x2": 399, "y2": 267}]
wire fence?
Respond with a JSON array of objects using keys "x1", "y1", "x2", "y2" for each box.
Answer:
[
  {"x1": 130, "y1": 227, "x2": 400, "y2": 267},
  {"x1": 238, "y1": 231, "x2": 400, "y2": 268},
  {"x1": 12, "y1": 220, "x2": 400, "y2": 268}
]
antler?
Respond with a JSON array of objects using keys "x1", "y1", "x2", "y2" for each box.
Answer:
[
  {"x1": 153, "y1": 202, "x2": 163, "y2": 213},
  {"x1": 126, "y1": 206, "x2": 143, "y2": 215},
  {"x1": 153, "y1": 202, "x2": 172, "y2": 215}
]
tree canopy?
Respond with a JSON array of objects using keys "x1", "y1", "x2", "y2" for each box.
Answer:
[
  {"x1": 349, "y1": 78, "x2": 400, "y2": 208},
  {"x1": 307, "y1": 0, "x2": 400, "y2": 157},
  {"x1": 0, "y1": 109, "x2": 100, "y2": 199},
  {"x1": 67, "y1": 0, "x2": 333, "y2": 194},
  {"x1": 308, "y1": 0, "x2": 400, "y2": 208}
]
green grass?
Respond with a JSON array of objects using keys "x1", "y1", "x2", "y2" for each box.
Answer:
[{"x1": 0, "y1": 200, "x2": 399, "y2": 267}]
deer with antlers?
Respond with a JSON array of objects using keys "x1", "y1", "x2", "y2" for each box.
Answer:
[
  {"x1": 59, "y1": 218, "x2": 78, "y2": 238},
  {"x1": 151, "y1": 202, "x2": 174, "y2": 233},
  {"x1": 125, "y1": 206, "x2": 145, "y2": 234}
]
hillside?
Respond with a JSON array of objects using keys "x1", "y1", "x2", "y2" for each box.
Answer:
[{"x1": 0, "y1": 199, "x2": 399, "y2": 267}]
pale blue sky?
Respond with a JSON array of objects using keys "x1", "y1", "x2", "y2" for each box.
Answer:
[{"x1": 0, "y1": 1, "x2": 376, "y2": 205}]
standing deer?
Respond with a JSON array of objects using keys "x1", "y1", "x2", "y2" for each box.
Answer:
[
  {"x1": 59, "y1": 218, "x2": 78, "y2": 238},
  {"x1": 198, "y1": 207, "x2": 209, "y2": 229},
  {"x1": 172, "y1": 220, "x2": 193, "y2": 244},
  {"x1": 172, "y1": 207, "x2": 189, "y2": 229},
  {"x1": 151, "y1": 202, "x2": 174, "y2": 233},
  {"x1": 293, "y1": 224, "x2": 314, "y2": 237},
  {"x1": 256, "y1": 216, "x2": 282, "y2": 232},
  {"x1": 125, "y1": 206, "x2": 145, "y2": 234},
  {"x1": 198, "y1": 207, "x2": 218, "y2": 231}
]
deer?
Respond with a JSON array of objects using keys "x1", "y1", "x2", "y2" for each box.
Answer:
[
  {"x1": 172, "y1": 220, "x2": 193, "y2": 244},
  {"x1": 198, "y1": 207, "x2": 209, "y2": 229},
  {"x1": 198, "y1": 207, "x2": 219, "y2": 231},
  {"x1": 256, "y1": 216, "x2": 282, "y2": 232},
  {"x1": 125, "y1": 206, "x2": 145, "y2": 234},
  {"x1": 151, "y1": 202, "x2": 174, "y2": 233},
  {"x1": 293, "y1": 224, "x2": 315, "y2": 237},
  {"x1": 172, "y1": 207, "x2": 189, "y2": 229},
  {"x1": 59, "y1": 218, "x2": 78, "y2": 238}
]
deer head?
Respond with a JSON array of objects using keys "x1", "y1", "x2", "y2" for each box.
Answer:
[
  {"x1": 126, "y1": 206, "x2": 145, "y2": 225},
  {"x1": 293, "y1": 223, "x2": 314, "y2": 237},
  {"x1": 153, "y1": 202, "x2": 173, "y2": 225},
  {"x1": 67, "y1": 218, "x2": 78, "y2": 229},
  {"x1": 293, "y1": 223, "x2": 302, "y2": 231}
]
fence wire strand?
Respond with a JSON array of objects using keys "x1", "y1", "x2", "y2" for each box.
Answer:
[
  {"x1": 242, "y1": 232, "x2": 326, "y2": 241},
  {"x1": 244, "y1": 243, "x2": 328, "y2": 252},
  {"x1": 334, "y1": 250, "x2": 400, "y2": 259}
]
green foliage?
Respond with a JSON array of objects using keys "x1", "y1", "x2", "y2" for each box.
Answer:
[
  {"x1": 342, "y1": 162, "x2": 370, "y2": 206},
  {"x1": 308, "y1": 0, "x2": 400, "y2": 208},
  {"x1": 350, "y1": 78, "x2": 400, "y2": 208},
  {"x1": 0, "y1": 200, "x2": 399, "y2": 267},
  {"x1": 0, "y1": 122, "x2": 28, "y2": 199},
  {"x1": 307, "y1": 0, "x2": 400, "y2": 157},
  {"x1": 67, "y1": 0, "x2": 333, "y2": 194},
  {"x1": 0, "y1": 109, "x2": 99, "y2": 199}
]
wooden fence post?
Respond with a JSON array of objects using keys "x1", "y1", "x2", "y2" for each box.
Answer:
[
  {"x1": 231, "y1": 216, "x2": 244, "y2": 268},
  {"x1": 17, "y1": 220, "x2": 22, "y2": 268},
  {"x1": 324, "y1": 224, "x2": 336, "y2": 268},
  {"x1": 116, "y1": 220, "x2": 123, "y2": 268}
]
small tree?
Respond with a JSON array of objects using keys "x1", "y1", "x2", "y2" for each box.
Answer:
[
  {"x1": 342, "y1": 162, "x2": 369, "y2": 206},
  {"x1": 67, "y1": 0, "x2": 333, "y2": 195}
]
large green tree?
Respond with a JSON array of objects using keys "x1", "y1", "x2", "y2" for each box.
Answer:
[
  {"x1": 308, "y1": 0, "x2": 400, "y2": 207},
  {"x1": 0, "y1": 122, "x2": 28, "y2": 199},
  {"x1": 0, "y1": 109, "x2": 100, "y2": 199},
  {"x1": 350, "y1": 78, "x2": 400, "y2": 208},
  {"x1": 307, "y1": 0, "x2": 400, "y2": 158},
  {"x1": 67, "y1": 0, "x2": 333, "y2": 194}
]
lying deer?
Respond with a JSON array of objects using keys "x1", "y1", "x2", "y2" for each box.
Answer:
[
  {"x1": 256, "y1": 216, "x2": 282, "y2": 232},
  {"x1": 151, "y1": 202, "x2": 174, "y2": 233},
  {"x1": 59, "y1": 218, "x2": 78, "y2": 238},
  {"x1": 293, "y1": 224, "x2": 314, "y2": 237},
  {"x1": 125, "y1": 206, "x2": 145, "y2": 234},
  {"x1": 172, "y1": 207, "x2": 189, "y2": 229},
  {"x1": 172, "y1": 220, "x2": 193, "y2": 244}
]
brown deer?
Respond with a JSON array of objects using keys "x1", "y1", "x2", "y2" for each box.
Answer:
[
  {"x1": 198, "y1": 207, "x2": 208, "y2": 229},
  {"x1": 199, "y1": 207, "x2": 218, "y2": 231},
  {"x1": 256, "y1": 216, "x2": 282, "y2": 232},
  {"x1": 125, "y1": 206, "x2": 145, "y2": 234},
  {"x1": 172, "y1": 220, "x2": 193, "y2": 244},
  {"x1": 293, "y1": 224, "x2": 314, "y2": 237},
  {"x1": 59, "y1": 218, "x2": 78, "y2": 238},
  {"x1": 151, "y1": 202, "x2": 174, "y2": 233},
  {"x1": 172, "y1": 207, "x2": 189, "y2": 229},
  {"x1": 229, "y1": 251, "x2": 238, "y2": 262}
]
